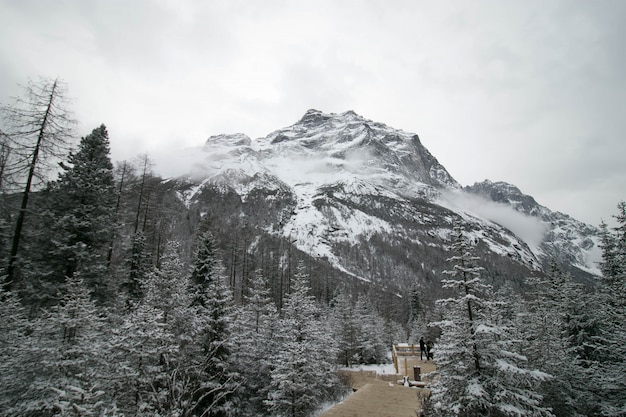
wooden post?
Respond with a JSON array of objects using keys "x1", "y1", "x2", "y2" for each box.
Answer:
[{"x1": 392, "y1": 344, "x2": 399, "y2": 374}]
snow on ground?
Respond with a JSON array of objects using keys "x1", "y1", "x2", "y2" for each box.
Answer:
[{"x1": 340, "y1": 362, "x2": 398, "y2": 375}]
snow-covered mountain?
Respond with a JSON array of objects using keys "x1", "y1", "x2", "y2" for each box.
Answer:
[
  {"x1": 171, "y1": 109, "x2": 601, "y2": 298},
  {"x1": 464, "y1": 180, "x2": 601, "y2": 278}
]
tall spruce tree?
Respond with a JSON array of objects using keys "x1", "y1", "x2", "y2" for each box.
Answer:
[
  {"x1": 43, "y1": 124, "x2": 115, "y2": 303},
  {"x1": 331, "y1": 290, "x2": 363, "y2": 367},
  {"x1": 46, "y1": 274, "x2": 110, "y2": 415},
  {"x1": 124, "y1": 230, "x2": 149, "y2": 304},
  {"x1": 426, "y1": 222, "x2": 552, "y2": 417},
  {"x1": 142, "y1": 240, "x2": 195, "y2": 414},
  {"x1": 516, "y1": 264, "x2": 585, "y2": 417},
  {"x1": 231, "y1": 270, "x2": 280, "y2": 416},
  {"x1": 0, "y1": 289, "x2": 41, "y2": 415},
  {"x1": 266, "y1": 262, "x2": 342, "y2": 417},
  {"x1": 185, "y1": 230, "x2": 241, "y2": 417},
  {"x1": 355, "y1": 295, "x2": 388, "y2": 364},
  {"x1": 0, "y1": 275, "x2": 110, "y2": 416},
  {"x1": 103, "y1": 242, "x2": 190, "y2": 416},
  {"x1": 586, "y1": 202, "x2": 626, "y2": 416}
]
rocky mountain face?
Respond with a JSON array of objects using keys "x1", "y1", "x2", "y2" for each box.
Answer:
[
  {"x1": 464, "y1": 180, "x2": 600, "y2": 281},
  {"x1": 166, "y1": 109, "x2": 600, "y2": 318}
]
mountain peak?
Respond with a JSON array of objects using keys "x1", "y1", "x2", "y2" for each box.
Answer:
[
  {"x1": 297, "y1": 109, "x2": 332, "y2": 126},
  {"x1": 297, "y1": 109, "x2": 365, "y2": 127},
  {"x1": 465, "y1": 180, "x2": 537, "y2": 212},
  {"x1": 204, "y1": 133, "x2": 251, "y2": 147},
  {"x1": 173, "y1": 109, "x2": 601, "y2": 291}
]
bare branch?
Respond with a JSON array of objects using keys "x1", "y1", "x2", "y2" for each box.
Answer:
[{"x1": 2, "y1": 77, "x2": 78, "y2": 288}]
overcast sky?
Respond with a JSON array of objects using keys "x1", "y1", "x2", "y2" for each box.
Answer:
[{"x1": 1, "y1": 0, "x2": 624, "y2": 226}]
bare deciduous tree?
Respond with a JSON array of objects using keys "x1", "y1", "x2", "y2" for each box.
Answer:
[{"x1": 2, "y1": 77, "x2": 76, "y2": 289}]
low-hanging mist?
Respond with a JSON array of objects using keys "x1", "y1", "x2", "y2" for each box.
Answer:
[{"x1": 440, "y1": 189, "x2": 548, "y2": 251}]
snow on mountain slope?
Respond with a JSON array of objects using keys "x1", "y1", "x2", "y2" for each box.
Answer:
[
  {"x1": 176, "y1": 109, "x2": 601, "y2": 282},
  {"x1": 464, "y1": 180, "x2": 601, "y2": 276}
]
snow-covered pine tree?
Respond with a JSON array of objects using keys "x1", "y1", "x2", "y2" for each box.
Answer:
[
  {"x1": 331, "y1": 290, "x2": 363, "y2": 367},
  {"x1": 535, "y1": 216, "x2": 625, "y2": 416},
  {"x1": 231, "y1": 269, "x2": 280, "y2": 416},
  {"x1": 107, "y1": 240, "x2": 192, "y2": 415},
  {"x1": 355, "y1": 295, "x2": 388, "y2": 365},
  {"x1": 585, "y1": 201, "x2": 626, "y2": 416},
  {"x1": 184, "y1": 230, "x2": 241, "y2": 417},
  {"x1": 0, "y1": 289, "x2": 43, "y2": 415},
  {"x1": 426, "y1": 222, "x2": 553, "y2": 417},
  {"x1": 140, "y1": 240, "x2": 195, "y2": 415},
  {"x1": 514, "y1": 264, "x2": 584, "y2": 417},
  {"x1": 407, "y1": 286, "x2": 430, "y2": 344},
  {"x1": 124, "y1": 230, "x2": 149, "y2": 306},
  {"x1": 598, "y1": 201, "x2": 626, "y2": 283},
  {"x1": 266, "y1": 261, "x2": 342, "y2": 417},
  {"x1": 46, "y1": 274, "x2": 111, "y2": 416},
  {"x1": 144, "y1": 240, "x2": 191, "y2": 328},
  {"x1": 2, "y1": 275, "x2": 111, "y2": 416},
  {"x1": 599, "y1": 221, "x2": 620, "y2": 280},
  {"x1": 190, "y1": 230, "x2": 223, "y2": 309},
  {"x1": 107, "y1": 301, "x2": 178, "y2": 416},
  {"x1": 43, "y1": 124, "x2": 116, "y2": 303}
]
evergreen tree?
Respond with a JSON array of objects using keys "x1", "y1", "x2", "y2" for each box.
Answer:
[
  {"x1": 144, "y1": 240, "x2": 191, "y2": 327},
  {"x1": 516, "y1": 265, "x2": 585, "y2": 417},
  {"x1": 595, "y1": 203, "x2": 625, "y2": 301},
  {"x1": 185, "y1": 230, "x2": 241, "y2": 417},
  {"x1": 124, "y1": 230, "x2": 149, "y2": 305},
  {"x1": 104, "y1": 241, "x2": 192, "y2": 416},
  {"x1": 231, "y1": 270, "x2": 280, "y2": 416},
  {"x1": 0, "y1": 289, "x2": 41, "y2": 415},
  {"x1": 329, "y1": 291, "x2": 387, "y2": 367},
  {"x1": 46, "y1": 274, "x2": 110, "y2": 415},
  {"x1": 427, "y1": 223, "x2": 552, "y2": 417},
  {"x1": 0, "y1": 275, "x2": 110, "y2": 416},
  {"x1": 585, "y1": 201, "x2": 626, "y2": 416},
  {"x1": 107, "y1": 302, "x2": 178, "y2": 416},
  {"x1": 266, "y1": 262, "x2": 342, "y2": 417},
  {"x1": 598, "y1": 221, "x2": 620, "y2": 280},
  {"x1": 44, "y1": 124, "x2": 116, "y2": 302},
  {"x1": 106, "y1": 160, "x2": 131, "y2": 270},
  {"x1": 142, "y1": 240, "x2": 195, "y2": 415},
  {"x1": 331, "y1": 290, "x2": 363, "y2": 367},
  {"x1": 190, "y1": 230, "x2": 223, "y2": 308},
  {"x1": 355, "y1": 295, "x2": 388, "y2": 365},
  {"x1": 407, "y1": 286, "x2": 430, "y2": 343}
]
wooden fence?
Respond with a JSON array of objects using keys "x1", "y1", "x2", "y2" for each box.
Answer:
[{"x1": 392, "y1": 343, "x2": 420, "y2": 375}]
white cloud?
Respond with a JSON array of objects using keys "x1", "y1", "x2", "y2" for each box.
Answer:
[
  {"x1": 441, "y1": 190, "x2": 548, "y2": 250},
  {"x1": 0, "y1": 0, "x2": 624, "y2": 226}
]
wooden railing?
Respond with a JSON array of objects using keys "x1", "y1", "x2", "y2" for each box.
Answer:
[{"x1": 392, "y1": 343, "x2": 420, "y2": 374}]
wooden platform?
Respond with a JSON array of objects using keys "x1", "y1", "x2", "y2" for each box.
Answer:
[
  {"x1": 395, "y1": 355, "x2": 434, "y2": 379},
  {"x1": 318, "y1": 383, "x2": 420, "y2": 417},
  {"x1": 319, "y1": 345, "x2": 436, "y2": 417}
]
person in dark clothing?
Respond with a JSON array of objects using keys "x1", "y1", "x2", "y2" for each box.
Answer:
[
  {"x1": 426, "y1": 340, "x2": 433, "y2": 360},
  {"x1": 419, "y1": 337, "x2": 426, "y2": 360}
]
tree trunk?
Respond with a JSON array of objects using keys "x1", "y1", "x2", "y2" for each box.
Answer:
[{"x1": 5, "y1": 80, "x2": 58, "y2": 289}]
